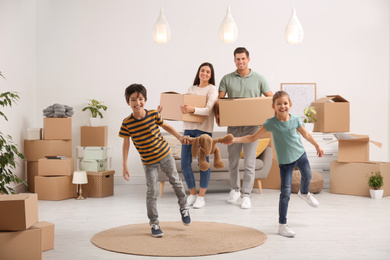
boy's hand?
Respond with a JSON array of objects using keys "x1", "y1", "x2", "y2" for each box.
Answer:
[
  {"x1": 157, "y1": 105, "x2": 162, "y2": 114},
  {"x1": 123, "y1": 167, "x2": 130, "y2": 181},
  {"x1": 180, "y1": 135, "x2": 191, "y2": 145},
  {"x1": 316, "y1": 146, "x2": 324, "y2": 158}
]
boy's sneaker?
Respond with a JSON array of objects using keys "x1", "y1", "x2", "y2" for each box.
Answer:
[
  {"x1": 278, "y1": 224, "x2": 296, "y2": 238},
  {"x1": 187, "y1": 194, "x2": 198, "y2": 206},
  {"x1": 193, "y1": 197, "x2": 205, "y2": 209},
  {"x1": 227, "y1": 190, "x2": 241, "y2": 204},
  {"x1": 298, "y1": 191, "x2": 319, "y2": 207},
  {"x1": 151, "y1": 224, "x2": 164, "y2": 238},
  {"x1": 240, "y1": 197, "x2": 251, "y2": 209},
  {"x1": 180, "y1": 208, "x2": 191, "y2": 225}
]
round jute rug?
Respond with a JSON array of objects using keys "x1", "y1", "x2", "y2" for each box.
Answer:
[{"x1": 91, "y1": 221, "x2": 267, "y2": 257}]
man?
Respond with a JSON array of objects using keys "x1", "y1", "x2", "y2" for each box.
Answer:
[{"x1": 215, "y1": 47, "x2": 273, "y2": 209}]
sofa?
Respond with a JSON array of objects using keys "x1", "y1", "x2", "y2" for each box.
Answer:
[{"x1": 158, "y1": 131, "x2": 273, "y2": 197}]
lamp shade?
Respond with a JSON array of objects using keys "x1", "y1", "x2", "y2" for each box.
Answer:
[
  {"x1": 285, "y1": 7, "x2": 304, "y2": 44},
  {"x1": 219, "y1": 6, "x2": 238, "y2": 43},
  {"x1": 152, "y1": 7, "x2": 171, "y2": 44},
  {"x1": 72, "y1": 171, "x2": 88, "y2": 184}
]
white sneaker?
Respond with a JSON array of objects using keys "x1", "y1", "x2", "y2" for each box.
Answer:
[
  {"x1": 227, "y1": 190, "x2": 241, "y2": 204},
  {"x1": 240, "y1": 197, "x2": 251, "y2": 209},
  {"x1": 298, "y1": 191, "x2": 319, "y2": 207},
  {"x1": 193, "y1": 197, "x2": 205, "y2": 209},
  {"x1": 278, "y1": 224, "x2": 296, "y2": 237},
  {"x1": 187, "y1": 194, "x2": 198, "y2": 206}
]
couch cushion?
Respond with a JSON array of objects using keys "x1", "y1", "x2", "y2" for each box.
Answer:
[
  {"x1": 175, "y1": 158, "x2": 264, "y2": 172},
  {"x1": 240, "y1": 138, "x2": 270, "y2": 159},
  {"x1": 163, "y1": 135, "x2": 181, "y2": 159}
]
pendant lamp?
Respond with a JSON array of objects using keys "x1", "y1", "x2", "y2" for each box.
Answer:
[
  {"x1": 152, "y1": 7, "x2": 171, "y2": 44},
  {"x1": 285, "y1": 7, "x2": 304, "y2": 44},
  {"x1": 219, "y1": 6, "x2": 238, "y2": 43}
]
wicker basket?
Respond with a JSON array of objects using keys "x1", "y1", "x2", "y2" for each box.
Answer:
[{"x1": 83, "y1": 170, "x2": 115, "y2": 198}]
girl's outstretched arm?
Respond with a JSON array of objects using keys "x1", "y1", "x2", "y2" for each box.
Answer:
[
  {"x1": 229, "y1": 126, "x2": 268, "y2": 145},
  {"x1": 297, "y1": 126, "x2": 324, "y2": 157}
]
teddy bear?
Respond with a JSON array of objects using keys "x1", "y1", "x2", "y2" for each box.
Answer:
[{"x1": 188, "y1": 133, "x2": 234, "y2": 171}]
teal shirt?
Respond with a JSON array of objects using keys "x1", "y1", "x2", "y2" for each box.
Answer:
[
  {"x1": 219, "y1": 70, "x2": 270, "y2": 98},
  {"x1": 263, "y1": 114, "x2": 305, "y2": 165}
]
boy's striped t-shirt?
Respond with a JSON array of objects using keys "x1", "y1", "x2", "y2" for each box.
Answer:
[{"x1": 119, "y1": 109, "x2": 171, "y2": 165}]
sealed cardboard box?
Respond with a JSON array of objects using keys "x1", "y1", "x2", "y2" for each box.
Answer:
[
  {"x1": 24, "y1": 139, "x2": 72, "y2": 161},
  {"x1": 31, "y1": 221, "x2": 55, "y2": 251},
  {"x1": 0, "y1": 228, "x2": 41, "y2": 260},
  {"x1": 27, "y1": 161, "x2": 38, "y2": 192},
  {"x1": 330, "y1": 161, "x2": 390, "y2": 197},
  {"x1": 219, "y1": 97, "x2": 273, "y2": 126},
  {"x1": 27, "y1": 128, "x2": 42, "y2": 140},
  {"x1": 312, "y1": 95, "x2": 350, "y2": 132},
  {"x1": 84, "y1": 170, "x2": 115, "y2": 198},
  {"x1": 44, "y1": 117, "x2": 72, "y2": 140},
  {"x1": 0, "y1": 193, "x2": 38, "y2": 231},
  {"x1": 332, "y1": 133, "x2": 382, "y2": 162},
  {"x1": 38, "y1": 158, "x2": 74, "y2": 176},
  {"x1": 81, "y1": 159, "x2": 107, "y2": 172},
  {"x1": 81, "y1": 126, "x2": 108, "y2": 146},
  {"x1": 35, "y1": 176, "x2": 76, "y2": 201},
  {"x1": 160, "y1": 92, "x2": 207, "y2": 122}
]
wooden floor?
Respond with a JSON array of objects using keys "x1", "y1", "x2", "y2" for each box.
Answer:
[{"x1": 39, "y1": 182, "x2": 390, "y2": 260}]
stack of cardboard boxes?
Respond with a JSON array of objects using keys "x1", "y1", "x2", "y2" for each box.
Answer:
[
  {"x1": 77, "y1": 126, "x2": 115, "y2": 198},
  {"x1": 24, "y1": 118, "x2": 75, "y2": 200},
  {"x1": 0, "y1": 194, "x2": 54, "y2": 259}
]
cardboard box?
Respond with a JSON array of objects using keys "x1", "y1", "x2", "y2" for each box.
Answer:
[
  {"x1": 84, "y1": 170, "x2": 115, "y2": 198},
  {"x1": 0, "y1": 228, "x2": 41, "y2": 260},
  {"x1": 160, "y1": 92, "x2": 207, "y2": 122},
  {"x1": 330, "y1": 161, "x2": 390, "y2": 197},
  {"x1": 219, "y1": 97, "x2": 274, "y2": 126},
  {"x1": 35, "y1": 176, "x2": 76, "y2": 201},
  {"x1": 27, "y1": 161, "x2": 39, "y2": 192},
  {"x1": 24, "y1": 139, "x2": 72, "y2": 161},
  {"x1": 44, "y1": 117, "x2": 72, "y2": 140},
  {"x1": 31, "y1": 221, "x2": 55, "y2": 251},
  {"x1": 38, "y1": 158, "x2": 74, "y2": 176},
  {"x1": 332, "y1": 133, "x2": 382, "y2": 162},
  {"x1": 312, "y1": 95, "x2": 350, "y2": 132},
  {"x1": 80, "y1": 126, "x2": 108, "y2": 146},
  {"x1": 27, "y1": 128, "x2": 42, "y2": 140},
  {"x1": 80, "y1": 159, "x2": 107, "y2": 172},
  {"x1": 0, "y1": 193, "x2": 38, "y2": 231}
]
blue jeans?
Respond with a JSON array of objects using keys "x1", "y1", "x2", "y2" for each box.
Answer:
[
  {"x1": 278, "y1": 152, "x2": 312, "y2": 224},
  {"x1": 181, "y1": 129, "x2": 211, "y2": 190}
]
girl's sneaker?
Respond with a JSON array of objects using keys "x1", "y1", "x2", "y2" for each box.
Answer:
[
  {"x1": 187, "y1": 194, "x2": 198, "y2": 206},
  {"x1": 278, "y1": 224, "x2": 295, "y2": 237},
  {"x1": 193, "y1": 197, "x2": 205, "y2": 209},
  {"x1": 298, "y1": 191, "x2": 320, "y2": 207}
]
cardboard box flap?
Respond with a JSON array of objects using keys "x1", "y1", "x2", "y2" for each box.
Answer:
[
  {"x1": 329, "y1": 133, "x2": 382, "y2": 148},
  {"x1": 313, "y1": 95, "x2": 348, "y2": 103},
  {"x1": 162, "y1": 91, "x2": 179, "y2": 95}
]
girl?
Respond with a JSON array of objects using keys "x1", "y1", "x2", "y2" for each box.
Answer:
[
  {"x1": 227, "y1": 90, "x2": 323, "y2": 237},
  {"x1": 180, "y1": 62, "x2": 218, "y2": 209}
]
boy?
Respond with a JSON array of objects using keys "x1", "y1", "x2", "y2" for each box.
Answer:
[{"x1": 119, "y1": 83, "x2": 191, "y2": 238}]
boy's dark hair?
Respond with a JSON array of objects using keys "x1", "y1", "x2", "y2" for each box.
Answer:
[
  {"x1": 234, "y1": 47, "x2": 249, "y2": 58},
  {"x1": 125, "y1": 84, "x2": 147, "y2": 103},
  {"x1": 193, "y1": 62, "x2": 215, "y2": 86}
]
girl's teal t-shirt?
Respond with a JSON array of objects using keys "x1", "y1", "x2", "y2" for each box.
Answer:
[{"x1": 263, "y1": 114, "x2": 305, "y2": 164}]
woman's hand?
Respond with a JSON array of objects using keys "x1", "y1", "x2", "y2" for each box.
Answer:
[{"x1": 180, "y1": 104, "x2": 195, "y2": 114}]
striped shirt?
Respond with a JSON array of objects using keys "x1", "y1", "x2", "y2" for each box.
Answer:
[{"x1": 118, "y1": 109, "x2": 171, "y2": 165}]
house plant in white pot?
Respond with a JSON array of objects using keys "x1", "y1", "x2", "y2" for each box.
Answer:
[
  {"x1": 367, "y1": 171, "x2": 384, "y2": 199},
  {"x1": 0, "y1": 71, "x2": 27, "y2": 194},
  {"x1": 303, "y1": 106, "x2": 317, "y2": 132},
  {"x1": 82, "y1": 99, "x2": 107, "y2": 126}
]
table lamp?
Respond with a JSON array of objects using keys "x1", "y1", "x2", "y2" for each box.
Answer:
[{"x1": 72, "y1": 171, "x2": 88, "y2": 200}]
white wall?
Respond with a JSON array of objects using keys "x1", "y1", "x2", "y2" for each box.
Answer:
[{"x1": 1, "y1": 0, "x2": 389, "y2": 186}]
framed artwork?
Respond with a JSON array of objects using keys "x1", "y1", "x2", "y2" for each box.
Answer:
[{"x1": 280, "y1": 83, "x2": 316, "y2": 119}]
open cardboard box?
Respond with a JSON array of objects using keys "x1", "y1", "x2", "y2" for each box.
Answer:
[
  {"x1": 219, "y1": 97, "x2": 273, "y2": 126},
  {"x1": 330, "y1": 133, "x2": 382, "y2": 162},
  {"x1": 312, "y1": 95, "x2": 349, "y2": 133},
  {"x1": 160, "y1": 92, "x2": 207, "y2": 122}
]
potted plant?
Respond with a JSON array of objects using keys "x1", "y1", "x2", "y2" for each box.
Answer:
[
  {"x1": 0, "y1": 72, "x2": 27, "y2": 194},
  {"x1": 367, "y1": 171, "x2": 384, "y2": 199},
  {"x1": 82, "y1": 99, "x2": 107, "y2": 126},
  {"x1": 303, "y1": 106, "x2": 317, "y2": 132}
]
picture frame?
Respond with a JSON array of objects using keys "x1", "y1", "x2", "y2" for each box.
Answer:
[{"x1": 280, "y1": 83, "x2": 317, "y2": 119}]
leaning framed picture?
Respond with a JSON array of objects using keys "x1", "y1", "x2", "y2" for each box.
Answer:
[{"x1": 280, "y1": 83, "x2": 316, "y2": 119}]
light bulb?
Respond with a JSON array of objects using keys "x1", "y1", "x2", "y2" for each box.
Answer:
[
  {"x1": 152, "y1": 7, "x2": 171, "y2": 44},
  {"x1": 219, "y1": 7, "x2": 238, "y2": 43},
  {"x1": 285, "y1": 8, "x2": 304, "y2": 44}
]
